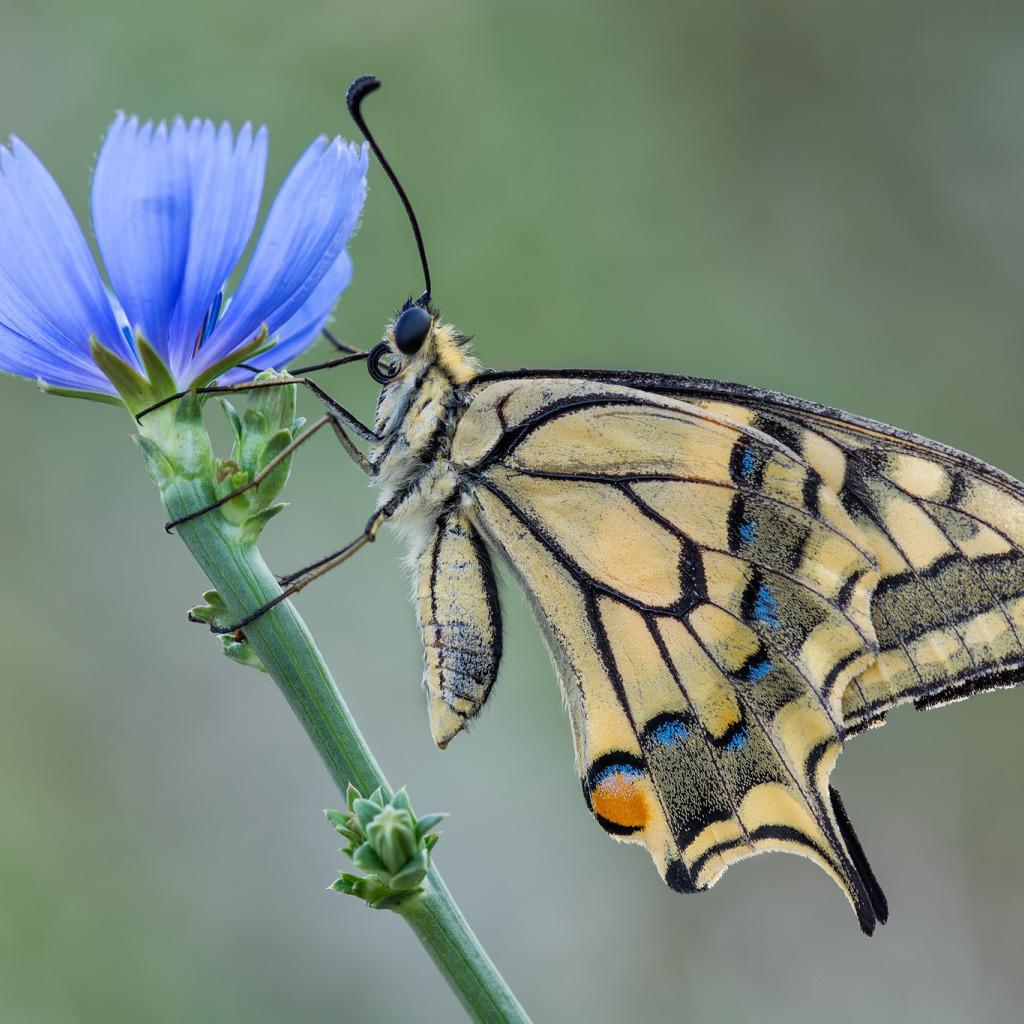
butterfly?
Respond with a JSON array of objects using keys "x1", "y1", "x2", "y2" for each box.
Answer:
[{"x1": 255, "y1": 78, "x2": 1024, "y2": 936}]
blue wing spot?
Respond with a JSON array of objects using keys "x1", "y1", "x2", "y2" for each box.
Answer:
[
  {"x1": 744, "y1": 655, "x2": 773, "y2": 684},
  {"x1": 724, "y1": 728, "x2": 747, "y2": 752},
  {"x1": 738, "y1": 518, "x2": 756, "y2": 544},
  {"x1": 752, "y1": 580, "x2": 779, "y2": 628},
  {"x1": 592, "y1": 762, "x2": 645, "y2": 787},
  {"x1": 730, "y1": 443, "x2": 761, "y2": 484},
  {"x1": 649, "y1": 718, "x2": 689, "y2": 746}
]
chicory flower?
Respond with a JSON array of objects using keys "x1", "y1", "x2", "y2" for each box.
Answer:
[{"x1": 0, "y1": 114, "x2": 367, "y2": 409}]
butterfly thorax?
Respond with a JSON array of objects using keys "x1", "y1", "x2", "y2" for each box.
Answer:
[{"x1": 368, "y1": 318, "x2": 481, "y2": 529}]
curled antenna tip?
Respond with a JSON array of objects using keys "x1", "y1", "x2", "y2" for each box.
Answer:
[
  {"x1": 346, "y1": 75, "x2": 381, "y2": 116},
  {"x1": 345, "y1": 74, "x2": 433, "y2": 306}
]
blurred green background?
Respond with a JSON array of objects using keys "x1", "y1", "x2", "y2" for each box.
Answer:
[{"x1": 2, "y1": 1, "x2": 1024, "y2": 1021}]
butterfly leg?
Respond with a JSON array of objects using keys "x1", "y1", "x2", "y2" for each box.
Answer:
[
  {"x1": 164, "y1": 402, "x2": 379, "y2": 533},
  {"x1": 165, "y1": 413, "x2": 332, "y2": 531},
  {"x1": 208, "y1": 502, "x2": 396, "y2": 634},
  {"x1": 136, "y1": 365, "x2": 377, "y2": 443}
]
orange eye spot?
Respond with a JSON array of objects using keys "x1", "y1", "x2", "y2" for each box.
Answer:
[{"x1": 591, "y1": 765, "x2": 650, "y2": 830}]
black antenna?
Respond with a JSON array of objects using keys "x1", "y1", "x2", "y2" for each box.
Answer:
[{"x1": 347, "y1": 75, "x2": 431, "y2": 306}]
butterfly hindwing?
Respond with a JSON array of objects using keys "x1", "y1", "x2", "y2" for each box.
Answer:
[{"x1": 449, "y1": 377, "x2": 887, "y2": 931}]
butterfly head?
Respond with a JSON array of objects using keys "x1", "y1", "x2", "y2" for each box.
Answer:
[{"x1": 368, "y1": 298, "x2": 478, "y2": 390}]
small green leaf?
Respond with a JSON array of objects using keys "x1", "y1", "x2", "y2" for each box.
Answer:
[
  {"x1": 237, "y1": 504, "x2": 288, "y2": 544},
  {"x1": 351, "y1": 844, "x2": 388, "y2": 875},
  {"x1": 221, "y1": 635, "x2": 267, "y2": 672},
  {"x1": 132, "y1": 434, "x2": 174, "y2": 488},
  {"x1": 389, "y1": 849, "x2": 431, "y2": 892},
  {"x1": 415, "y1": 813, "x2": 447, "y2": 837},
  {"x1": 325, "y1": 809, "x2": 349, "y2": 831},
  {"x1": 353, "y1": 797, "x2": 383, "y2": 833},
  {"x1": 218, "y1": 398, "x2": 243, "y2": 443}
]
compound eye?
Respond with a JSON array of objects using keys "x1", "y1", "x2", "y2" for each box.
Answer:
[{"x1": 393, "y1": 305, "x2": 432, "y2": 355}]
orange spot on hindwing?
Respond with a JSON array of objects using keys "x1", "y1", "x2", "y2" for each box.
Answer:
[{"x1": 586, "y1": 756, "x2": 650, "y2": 834}]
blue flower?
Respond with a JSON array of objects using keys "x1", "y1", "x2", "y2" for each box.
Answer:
[{"x1": 0, "y1": 114, "x2": 368, "y2": 404}]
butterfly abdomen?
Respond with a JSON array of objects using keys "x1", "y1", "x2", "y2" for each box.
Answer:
[{"x1": 413, "y1": 504, "x2": 503, "y2": 749}]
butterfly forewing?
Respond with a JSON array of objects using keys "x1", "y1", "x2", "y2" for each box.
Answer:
[{"x1": 672, "y1": 383, "x2": 1024, "y2": 732}]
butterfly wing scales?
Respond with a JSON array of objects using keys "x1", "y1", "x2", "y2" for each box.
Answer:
[
  {"x1": 672, "y1": 382, "x2": 1024, "y2": 733},
  {"x1": 452, "y1": 377, "x2": 887, "y2": 931}
]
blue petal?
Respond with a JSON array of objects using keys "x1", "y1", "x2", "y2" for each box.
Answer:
[
  {"x1": 91, "y1": 114, "x2": 192, "y2": 363},
  {"x1": 199, "y1": 138, "x2": 367, "y2": 375},
  {"x1": 219, "y1": 249, "x2": 353, "y2": 384},
  {"x1": 0, "y1": 137, "x2": 130, "y2": 390},
  {"x1": 0, "y1": 320, "x2": 118, "y2": 395},
  {"x1": 166, "y1": 119, "x2": 267, "y2": 382}
]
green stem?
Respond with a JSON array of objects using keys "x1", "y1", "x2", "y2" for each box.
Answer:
[{"x1": 162, "y1": 476, "x2": 530, "y2": 1023}]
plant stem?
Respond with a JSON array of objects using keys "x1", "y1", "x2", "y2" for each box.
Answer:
[{"x1": 162, "y1": 475, "x2": 531, "y2": 1023}]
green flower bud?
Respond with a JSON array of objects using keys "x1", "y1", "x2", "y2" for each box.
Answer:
[{"x1": 325, "y1": 787, "x2": 446, "y2": 909}]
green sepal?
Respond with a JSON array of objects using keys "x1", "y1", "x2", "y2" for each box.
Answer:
[
  {"x1": 367, "y1": 804, "x2": 419, "y2": 874},
  {"x1": 137, "y1": 337, "x2": 179, "y2": 400},
  {"x1": 36, "y1": 378, "x2": 126, "y2": 407},
  {"x1": 325, "y1": 808, "x2": 358, "y2": 839},
  {"x1": 88, "y1": 335, "x2": 184, "y2": 419},
  {"x1": 388, "y1": 849, "x2": 431, "y2": 892},
  {"x1": 237, "y1": 407, "x2": 270, "y2": 477},
  {"x1": 89, "y1": 337, "x2": 155, "y2": 416},
  {"x1": 416, "y1": 813, "x2": 447, "y2": 836},
  {"x1": 134, "y1": 388, "x2": 217, "y2": 481},
  {"x1": 353, "y1": 794, "x2": 385, "y2": 833},
  {"x1": 187, "y1": 326, "x2": 275, "y2": 390},
  {"x1": 351, "y1": 844, "x2": 389, "y2": 875}
]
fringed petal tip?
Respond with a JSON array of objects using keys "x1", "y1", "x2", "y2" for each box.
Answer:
[{"x1": 0, "y1": 115, "x2": 366, "y2": 406}]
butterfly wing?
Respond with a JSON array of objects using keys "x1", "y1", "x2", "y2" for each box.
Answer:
[
  {"x1": 581, "y1": 370, "x2": 1024, "y2": 735},
  {"x1": 450, "y1": 375, "x2": 892, "y2": 932}
]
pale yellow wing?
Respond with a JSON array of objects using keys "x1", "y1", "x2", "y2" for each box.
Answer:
[
  {"x1": 451, "y1": 376, "x2": 889, "y2": 933},
  {"x1": 664, "y1": 378, "x2": 1024, "y2": 735}
]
